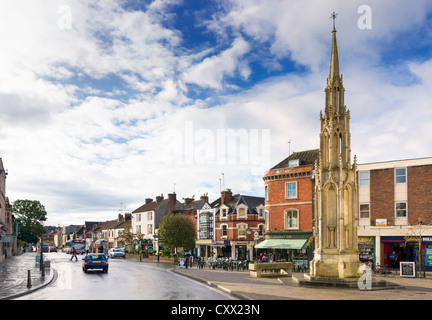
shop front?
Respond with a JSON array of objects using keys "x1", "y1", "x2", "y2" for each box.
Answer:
[
  {"x1": 255, "y1": 231, "x2": 313, "y2": 263},
  {"x1": 358, "y1": 236, "x2": 375, "y2": 264},
  {"x1": 380, "y1": 236, "x2": 432, "y2": 272}
]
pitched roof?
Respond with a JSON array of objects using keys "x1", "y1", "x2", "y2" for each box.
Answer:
[
  {"x1": 210, "y1": 194, "x2": 264, "y2": 215},
  {"x1": 270, "y1": 149, "x2": 319, "y2": 170},
  {"x1": 132, "y1": 199, "x2": 168, "y2": 213}
]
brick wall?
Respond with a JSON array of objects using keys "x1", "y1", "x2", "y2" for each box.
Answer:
[
  {"x1": 408, "y1": 165, "x2": 432, "y2": 225},
  {"x1": 264, "y1": 164, "x2": 314, "y2": 232},
  {"x1": 370, "y1": 168, "x2": 394, "y2": 225}
]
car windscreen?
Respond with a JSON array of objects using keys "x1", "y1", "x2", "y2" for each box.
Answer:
[{"x1": 87, "y1": 254, "x2": 106, "y2": 260}]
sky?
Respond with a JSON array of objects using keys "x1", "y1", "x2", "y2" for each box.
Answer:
[{"x1": 1, "y1": 0, "x2": 432, "y2": 226}]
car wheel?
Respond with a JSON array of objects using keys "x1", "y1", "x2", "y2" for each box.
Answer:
[
  {"x1": 104, "y1": 268, "x2": 108, "y2": 273},
  {"x1": 83, "y1": 267, "x2": 87, "y2": 273}
]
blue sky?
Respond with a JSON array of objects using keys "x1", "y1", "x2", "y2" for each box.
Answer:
[{"x1": 1, "y1": 0, "x2": 432, "y2": 225}]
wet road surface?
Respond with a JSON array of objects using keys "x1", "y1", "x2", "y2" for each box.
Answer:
[{"x1": 16, "y1": 252, "x2": 233, "y2": 300}]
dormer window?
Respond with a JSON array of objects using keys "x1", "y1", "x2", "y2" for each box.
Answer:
[{"x1": 236, "y1": 204, "x2": 248, "y2": 219}]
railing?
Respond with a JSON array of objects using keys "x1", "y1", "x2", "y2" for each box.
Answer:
[
  {"x1": 196, "y1": 257, "x2": 250, "y2": 271},
  {"x1": 292, "y1": 259, "x2": 309, "y2": 273}
]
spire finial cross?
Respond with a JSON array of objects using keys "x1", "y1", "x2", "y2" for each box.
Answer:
[{"x1": 330, "y1": 11, "x2": 338, "y2": 30}]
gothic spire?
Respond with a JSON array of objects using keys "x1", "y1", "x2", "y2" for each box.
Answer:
[{"x1": 329, "y1": 26, "x2": 340, "y2": 84}]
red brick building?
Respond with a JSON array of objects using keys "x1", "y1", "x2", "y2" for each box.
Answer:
[
  {"x1": 358, "y1": 157, "x2": 432, "y2": 272},
  {"x1": 260, "y1": 150, "x2": 318, "y2": 262},
  {"x1": 210, "y1": 190, "x2": 265, "y2": 260}
]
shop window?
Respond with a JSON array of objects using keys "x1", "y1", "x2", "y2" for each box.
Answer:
[
  {"x1": 359, "y1": 203, "x2": 370, "y2": 219},
  {"x1": 395, "y1": 168, "x2": 407, "y2": 184},
  {"x1": 285, "y1": 209, "x2": 298, "y2": 229},
  {"x1": 395, "y1": 202, "x2": 407, "y2": 218}
]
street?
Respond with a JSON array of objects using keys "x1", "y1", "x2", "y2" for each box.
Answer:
[{"x1": 15, "y1": 252, "x2": 233, "y2": 300}]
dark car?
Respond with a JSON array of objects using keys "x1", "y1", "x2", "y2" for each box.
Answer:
[{"x1": 83, "y1": 253, "x2": 109, "y2": 273}]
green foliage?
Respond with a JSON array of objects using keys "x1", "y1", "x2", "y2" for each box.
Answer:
[
  {"x1": 13, "y1": 199, "x2": 47, "y2": 243},
  {"x1": 158, "y1": 214, "x2": 195, "y2": 251}
]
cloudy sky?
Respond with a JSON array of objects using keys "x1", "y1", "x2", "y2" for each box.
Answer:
[{"x1": 1, "y1": 0, "x2": 432, "y2": 226}]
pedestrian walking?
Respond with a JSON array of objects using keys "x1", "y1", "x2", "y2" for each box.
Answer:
[{"x1": 70, "y1": 247, "x2": 78, "y2": 261}]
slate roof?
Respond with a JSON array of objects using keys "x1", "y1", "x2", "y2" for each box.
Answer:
[
  {"x1": 132, "y1": 199, "x2": 168, "y2": 213},
  {"x1": 210, "y1": 194, "x2": 264, "y2": 215},
  {"x1": 270, "y1": 149, "x2": 319, "y2": 170}
]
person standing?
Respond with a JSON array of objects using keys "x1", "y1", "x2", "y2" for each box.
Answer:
[{"x1": 389, "y1": 251, "x2": 398, "y2": 269}]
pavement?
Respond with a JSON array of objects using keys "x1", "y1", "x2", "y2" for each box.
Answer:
[
  {"x1": 0, "y1": 252, "x2": 56, "y2": 300},
  {"x1": 2, "y1": 253, "x2": 432, "y2": 300},
  {"x1": 172, "y1": 265, "x2": 432, "y2": 300}
]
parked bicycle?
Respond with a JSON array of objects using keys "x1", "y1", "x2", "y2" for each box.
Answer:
[{"x1": 373, "y1": 264, "x2": 397, "y2": 277}]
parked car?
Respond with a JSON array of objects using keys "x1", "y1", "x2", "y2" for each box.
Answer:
[
  {"x1": 49, "y1": 246, "x2": 58, "y2": 252},
  {"x1": 108, "y1": 248, "x2": 125, "y2": 259},
  {"x1": 83, "y1": 253, "x2": 109, "y2": 273}
]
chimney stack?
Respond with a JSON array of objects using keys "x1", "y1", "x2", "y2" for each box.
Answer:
[
  {"x1": 145, "y1": 198, "x2": 153, "y2": 204},
  {"x1": 221, "y1": 189, "x2": 232, "y2": 205},
  {"x1": 200, "y1": 193, "x2": 209, "y2": 203},
  {"x1": 184, "y1": 197, "x2": 194, "y2": 205},
  {"x1": 156, "y1": 194, "x2": 164, "y2": 202},
  {"x1": 167, "y1": 193, "x2": 177, "y2": 213}
]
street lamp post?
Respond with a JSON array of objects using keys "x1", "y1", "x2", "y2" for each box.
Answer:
[{"x1": 154, "y1": 229, "x2": 160, "y2": 263}]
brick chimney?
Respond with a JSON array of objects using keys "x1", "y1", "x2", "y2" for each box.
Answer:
[
  {"x1": 145, "y1": 198, "x2": 153, "y2": 204},
  {"x1": 221, "y1": 189, "x2": 232, "y2": 205},
  {"x1": 184, "y1": 197, "x2": 194, "y2": 205},
  {"x1": 118, "y1": 214, "x2": 124, "y2": 222},
  {"x1": 200, "y1": 194, "x2": 209, "y2": 203},
  {"x1": 167, "y1": 193, "x2": 177, "y2": 213},
  {"x1": 156, "y1": 194, "x2": 164, "y2": 202}
]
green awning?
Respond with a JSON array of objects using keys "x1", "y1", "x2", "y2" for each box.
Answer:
[{"x1": 255, "y1": 239, "x2": 308, "y2": 250}]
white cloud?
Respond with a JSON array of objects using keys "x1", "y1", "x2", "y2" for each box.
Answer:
[
  {"x1": 182, "y1": 37, "x2": 251, "y2": 89},
  {"x1": 1, "y1": 1, "x2": 432, "y2": 225}
]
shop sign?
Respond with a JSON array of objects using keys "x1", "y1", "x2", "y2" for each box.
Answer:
[
  {"x1": 375, "y1": 219, "x2": 387, "y2": 226},
  {"x1": 426, "y1": 246, "x2": 432, "y2": 267},
  {"x1": 400, "y1": 262, "x2": 415, "y2": 277},
  {"x1": 1, "y1": 235, "x2": 14, "y2": 243},
  {"x1": 404, "y1": 236, "x2": 422, "y2": 242}
]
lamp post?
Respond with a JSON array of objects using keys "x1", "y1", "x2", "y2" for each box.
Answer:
[
  {"x1": 246, "y1": 228, "x2": 252, "y2": 261},
  {"x1": 154, "y1": 229, "x2": 160, "y2": 263}
]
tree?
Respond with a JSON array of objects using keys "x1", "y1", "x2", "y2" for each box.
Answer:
[
  {"x1": 116, "y1": 225, "x2": 134, "y2": 250},
  {"x1": 158, "y1": 214, "x2": 195, "y2": 251},
  {"x1": 13, "y1": 199, "x2": 47, "y2": 243}
]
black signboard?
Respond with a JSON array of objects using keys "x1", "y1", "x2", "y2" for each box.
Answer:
[{"x1": 400, "y1": 262, "x2": 415, "y2": 277}]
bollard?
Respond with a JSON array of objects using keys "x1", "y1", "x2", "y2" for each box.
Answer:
[{"x1": 27, "y1": 270, "x2": 32, "y2": 288}]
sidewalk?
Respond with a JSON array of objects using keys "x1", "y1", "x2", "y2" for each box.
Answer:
[
  {"x1": 2, "y1": 254, "x2": 432, "y2": 300},
  {"x1": 173, "y1": 266, "x2": 432, "y2": 300},
  {"x1": 0, "y1": 252, "x2": 56, "y2": 300}
]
